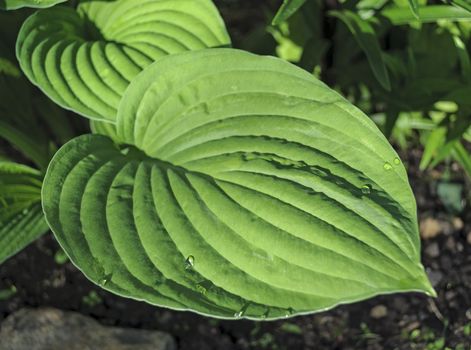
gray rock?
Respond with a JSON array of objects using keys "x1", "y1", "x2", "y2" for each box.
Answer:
[
  {"x1": 425, "y1": 242, "x2": 440, "y2": 258},
  {"x1": 0, "y1": 308, "x2": 176, "y2": 350}
]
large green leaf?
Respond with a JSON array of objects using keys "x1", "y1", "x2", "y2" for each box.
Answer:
[
  {"x1": 330, "y1": 10, "x2": 391, "y2": 91},
  {"x1": 0, "y1": 162, "x2": 49, "y2": 264},
  {"x1": 43, "y1": 49, "x2": 434, "y2": 320},
  {"x1": 0, "y1": 0, "x2": 66, "y2": 10},
  {"x1": 17, "y1": 0, "x2": 231, "y2": 122}
]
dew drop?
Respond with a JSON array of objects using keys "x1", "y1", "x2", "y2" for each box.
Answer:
[
  {"x1": 234, "y1": 303, "x2": 250, "y2": 319},
  {"x1": 361, "y1": 185, "x2": 372, "y2": 195},
  {"x1": 284, "y1": 307, "x2": 294, "y2": 318},
  {"x1": 383, "y1": 162, "x2": 393, "y2": 171},
  {"x1": 393, "y1": 157, "x2": 401, "y2": 165},
  {"x1": 261, "y1": 308, "x2": 270, "y2": 320},
  {"x1": 99, "y1": 274, "x2": 112, "y2": 287},
  {"x1": 184, "y1": 255, "x2": 195, "y2": 270}
]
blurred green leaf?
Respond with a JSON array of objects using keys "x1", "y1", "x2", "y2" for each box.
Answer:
[
  {"x1": 420, "y1": 126, "x2": 447, "y2": 170},
  {"x1": 0, "y1": 285, "x2": 17, "y2": 300},
  {"x1": 272, "y1": 0, "x2": 307, "y2": 25},
  {"x1": 54, "y1": 248, "x2": 69, "y2": 265},
  {"x1": 453, "y1": 142, "x2": 471, "y2": 178},
  {"x1": 0, "y1": 162, "x2": 49, "y2": 265},
  {"x1": 452, "y1": 35, "x2": 471, "y2": 80},
  {"x1": 437, "y1": 181, "x2": 464, "y2": 214},
  {"x1": 448, "y1": 0, "x2": 471, "y2": 13},
  {"x1": 330, "y1": 10, "x2": 391, "y2": 90},
  {"x1": 408, "y1": 0, "x2": 420, "y2": 18},
  {"x1": 382, "y1": 5, "x2": 471, "y2": 24}
]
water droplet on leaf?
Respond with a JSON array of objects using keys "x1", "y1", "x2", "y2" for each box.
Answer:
[
  {"x1": 99, "y1": 274, "x2": 112, "y2": 287},
  {"x1": 261, "y1": 309, "x2": 270, "y2": 319},
  {"x1": 383, "y1": 162, "x2": 393, "y2": 170},
  {"x1": 361, "y1": 185, "x2": 371, "y2": 195},
  {"x1": 234, "y1": 303, "x2": 250, "y2": 319},
  {"x1": 185, "y1": 255, "x2": 195, "y2": 270},
  {"x1": 393, "y1": 158, "x2": 401, "y2": 165}
]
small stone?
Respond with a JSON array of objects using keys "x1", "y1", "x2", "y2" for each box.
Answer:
[
  {"x1": 420, "y1": 218, "x2": 442, "y2": 239},
  {"x1": 452, "y1": 217, "x2": 464, "y2": 230},
  {"x1": 404, "y1": 321, "x2": 420, "y2": 332},
  {"x1": 465, "y1": 309, "x2": 471, "y2": 320},
  {"x1": 0, "y1": 308, "x2": 176, "y2": 350},
  {"x1": 370, "y1": 305, "x2": 388, "y2": 319},
  {"x1": 467, "y1": 232, "x2": 471, "y2": 245},
  {"x1": 445, "y1": 237, "x2": 456, "y2": 252},
  {"x1": 427, "y1": 269, "x2": 443, "y2": 287},
  {"x1": 425, "y1": 242, "x2": 440, "y2": 258}
]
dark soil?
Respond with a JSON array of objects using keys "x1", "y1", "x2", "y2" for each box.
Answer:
[{"x1": 1, "y1": 1, "x2": 471, "y2": 349}]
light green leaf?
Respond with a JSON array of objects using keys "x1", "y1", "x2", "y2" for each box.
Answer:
[
  {"x1": 453, "y1": 141, "x2": 471, "y2": 178},
  {"x1": 17, "y1": 0, "x2": 231, "y2": 122},
  {"x1": 90, "y1": 119, "x2": 119, "y2": 142},
  {"x1": 419, "y1": 127, "x2": 447, "y2": 170},
  {"x1": 330, "y1": 10, "x2": 391, "y2": 90},
  {"x1": 408, "y1": 0, "x2": 420, "y2": 18},
  {"x1": 272, "y1": 0, "x2": 307, "y2": 25},
  {"x1": 382, "y1": 5, "x2": 471, "y2": 24},
  {"x1": 453, "y1": 35, "x2": 471, "y2": 80},
  {"x1": 0, "y1": 162, "x2": 49, "y2": 264},
  {"x1": 43, "y1": 49, "x2": 434, "y2": 320},
  {"x1": 0, "y1": 0, "x2": 66, "y2": 10}
]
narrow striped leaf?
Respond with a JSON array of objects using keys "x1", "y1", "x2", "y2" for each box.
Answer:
[
  {"x1": 43, "y1": 49, "x2": 434, "y2": 320},
  {"x1": 0, "y1": 0, "x2": 66, "y2": 10},
  {"x1": 272, "y1": 0, "x2": 307, "y2": 25},
  {"x1": 448, "y1": 0, "x2": 471, "y2": 12},
  {"x1": 0, "y1": 162, "x2": 49, "y2": 264},
  {"x1": 330, "y1": 10, "x2": 391, "y2": 90},
  {"x1": 16, "y1": 0, "x2": 231, "y2": 122},
  {"x1": 408, "y1": 0, "x2": 420, "y2": 18},
  {"x1": 453, "y1": 35, "x2": 471, "y2": 80},
  {"x1": 382, "y1": 5, "x2": 471, "y2": 24}
]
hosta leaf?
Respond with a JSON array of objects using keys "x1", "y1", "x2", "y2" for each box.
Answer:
[
  {"x1": 272, "y1": 0, "x2": 307, "y2": 25},
  {"x1": 16, "y1": 0, "x2": 231, "y2": 122},
  {"x1": 90, "y1": 120, "x2": 119, "y2": 142},
  {"x1": 43, "y1": 49, "x2": 434, "y2": 319},
  {"x1": 0, "y1": 162, "x2": 49, "y2": 264},
  {"x1": 0, "y1": 0, "x2": 66, "y2": 10}
]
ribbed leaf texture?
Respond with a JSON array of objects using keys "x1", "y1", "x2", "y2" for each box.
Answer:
[
  {"x1": 0, "y1": 0, "x2": 66, "y2": 10},
  {"x1": 16, "y1": 0, "x2": 231, "y2": 121},
  {"x1": 0, "y1": 162, "x2": 49, "y2": 264},
  {"x1": 43, "y1": 49, "x2": 434, "y2": 320}
]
